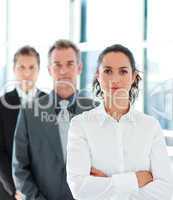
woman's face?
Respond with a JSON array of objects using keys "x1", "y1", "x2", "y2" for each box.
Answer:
[{"x1": 97, "y1": 52, "x2": 136, "y2": 104}]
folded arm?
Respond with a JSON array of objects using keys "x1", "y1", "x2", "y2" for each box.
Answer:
[
  {"x1": 129, "y1": 121, "x2": 173, "y2": 200},
  {"x1": 67, "y1": 118, "x2": 173, "y2": 200},
  {"x1": 67, "y1": 118, "x2": 139, "y2": 200}
]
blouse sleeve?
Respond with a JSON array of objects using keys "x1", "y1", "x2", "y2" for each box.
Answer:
[{"x1": 130, "y1": 120, "x2": 173, "y2": 200}]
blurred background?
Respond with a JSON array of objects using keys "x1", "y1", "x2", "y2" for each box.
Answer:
[{"x1": 0, "y1": 0, "x2": 173, "y2": 152}]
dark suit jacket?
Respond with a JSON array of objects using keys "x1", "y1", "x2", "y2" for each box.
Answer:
[
  {"x1": 0, "y1": 89, "x2": 46, "y2": 198},
  {"x1": 12, "y1": 91, "x2": 99, "y2": 200}
]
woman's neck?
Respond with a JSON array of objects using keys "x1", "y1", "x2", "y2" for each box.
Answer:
[{"x1": 104, "y1": 98, "x2": 130, "y2": 121}]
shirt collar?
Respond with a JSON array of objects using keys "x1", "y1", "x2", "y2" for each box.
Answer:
[
  {"x1": 96, "y1": 100, "x2": 136, "y2": 126},
  {"x1": 16, "y1": 86, "x2": 37, "y2": 101},
  {"x1": 52, "y1": 90, "x2": 77, "y2": 110}
]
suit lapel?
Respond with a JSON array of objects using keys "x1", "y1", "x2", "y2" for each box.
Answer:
[
  {"x1": 75, "y1": 101, "x2": 83, "y2": 115},
  {"x1": 75, "y1": 97, "x2": 92, "y2": 115},
  {"x1": 36, "y1": 89, "x2": 46, "y2": 98},
  {"x1": 9, "y1": 89, "x2": 21, "y2": 105},
  {"x1": 39, "y1": 94, "x2": 64, "y2": 162}
]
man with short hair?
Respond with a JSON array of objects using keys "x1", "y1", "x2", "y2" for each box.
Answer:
[
  {"x1": 12, "y1": 40, "x2": 99, "y2": 200},
  {"x1": 0, "y1": 46, "x2": 46, "y2": 200}
]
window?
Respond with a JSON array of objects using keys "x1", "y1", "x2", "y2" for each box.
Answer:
[
  {"x1": 6, "y1": 0, "x2": 70, "y2": 93},
  {"x1": 78, "y1": 0, "x2": 144, "y2": 110},
  {"x1": 146, "y1": 1, "x2": 173, "y2": 130},
  {"x1": 0, "y1": 0, "x2": 7, "y2": 94}
]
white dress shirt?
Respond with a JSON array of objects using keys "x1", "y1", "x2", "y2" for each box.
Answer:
[
  {"x1": 16, "y1": 86, "x2": 37, "y2": 105},
  {"x1": 67, "y1": 103, "x2": 173, "y2": 200}
]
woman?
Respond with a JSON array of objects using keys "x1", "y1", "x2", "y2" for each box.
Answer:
[{"x1": 66, "y1": 44, "x2": 173, "y2": 200}]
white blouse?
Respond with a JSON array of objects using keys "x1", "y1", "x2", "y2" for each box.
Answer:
[{"x1": 67, "y1": 103, "x2": 173, "y2": 200}]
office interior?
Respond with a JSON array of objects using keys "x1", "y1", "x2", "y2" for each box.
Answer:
[{"x1": 0, "y1": 0, "x2": 173, "y2": 165}]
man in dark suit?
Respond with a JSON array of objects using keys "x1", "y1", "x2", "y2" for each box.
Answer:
[
  {"x1": 0, "y1": 46, "x2": 46, "y2": 200},
  {"x1": 12, "y1": 40, "x2": 98, "y2": 200}
]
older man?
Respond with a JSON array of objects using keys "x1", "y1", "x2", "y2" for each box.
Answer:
[{"x1": 12, "y1": 40, "x2": 98, "y2": 200}]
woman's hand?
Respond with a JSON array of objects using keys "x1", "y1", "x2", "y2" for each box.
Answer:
[
  {"x1": 136, "y1": 171, "x2": 153, "y2": 187},
  {"x1": 90, "y1": 167, "x2": 153, "y2": 188},
  {"x1": 90, "y1": 167, "x2": 108, "y2": 177}
]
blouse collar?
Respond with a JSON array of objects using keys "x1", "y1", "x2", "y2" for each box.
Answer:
[{"x1": 95, "y1": 100, "x2": 136, "y2": 126}]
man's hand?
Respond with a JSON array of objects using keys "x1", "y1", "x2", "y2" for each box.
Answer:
[
  {"x1": 15, "y1": 191, "x2": 22, "y2": 200},
  {"x1": 136, "y1": 171, "x2": 153, "y2": 188},
  {"x1": 90, "y1": 167, "x2": 108, "y2": 177}
]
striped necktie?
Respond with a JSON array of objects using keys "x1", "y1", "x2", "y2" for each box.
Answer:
[{"x1": 58, "y1": 100, "x2": 70, "y2": 162}]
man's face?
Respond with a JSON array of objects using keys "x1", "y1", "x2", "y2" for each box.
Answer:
[
  {"x1": 13, "y1": 55, "x2": 39, "y2": 92},
  {"x1": 48, "y1": 48, "x2": 82, "y2": 93}
]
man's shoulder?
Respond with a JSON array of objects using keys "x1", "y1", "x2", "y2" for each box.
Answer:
[
  {"x1": 0, "y1": 89, "x2": 18, "y2": 99},
  {"x1": 22, "y1": 93, "x2": 53, "y2": 116},
  {"x1": 76, "y1": 96, "x2": 100, "y2": 112},
  {"x1": 36, "y1": 92, "x2": 52, "y2": 105},
  {"x1": 37, "y1": 89, "x2": 47, "y2": 98},
  {"x1": 0, "y1": 89, "x2": 19, "y2": 108}
]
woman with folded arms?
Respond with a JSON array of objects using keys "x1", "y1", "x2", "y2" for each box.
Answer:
[{"x1": 66, "y1": 44, "x2": 173, "y2": 200}]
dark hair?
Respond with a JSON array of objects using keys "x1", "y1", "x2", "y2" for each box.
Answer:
[
  {"x1": 93, "y1": 44, "x2": 142, "y2": 104},
  {"x1": 13, "y1": 45, "x2": 40, "y2": 66},
  {"x1": 48, "y1": 39, "x2": 81, "y2": 64}
]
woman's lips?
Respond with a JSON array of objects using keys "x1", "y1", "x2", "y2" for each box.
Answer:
[{"x1": 111, "y1": 87, "x2": 121, "y2": 91}]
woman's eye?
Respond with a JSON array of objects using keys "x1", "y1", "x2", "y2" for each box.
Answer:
[
  {"x1": 120, "y1": 70, "x2": 128, "y2": 75},
  {"x1": 29, "y1": 66, "x2": 34, "y2": 70},
  {"x1": 104, "y1": 69, "x2": 112, "y2": 74}
]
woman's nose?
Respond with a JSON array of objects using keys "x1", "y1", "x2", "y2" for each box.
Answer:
[{"x1": 111, "y1": 74, "x2": 121, "y2": 84}]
